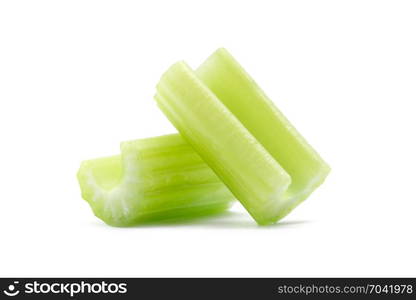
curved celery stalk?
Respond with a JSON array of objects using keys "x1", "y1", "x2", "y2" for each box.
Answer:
[
  {"x1": 195, "y1": 48, "x2": 330, "y2": 222},
  {"x1": 155, "y1": 62, "x2": 292, "y2": 225},
  {"x1": 77, "y1": 134, "x2": 234, "y2": 226}
]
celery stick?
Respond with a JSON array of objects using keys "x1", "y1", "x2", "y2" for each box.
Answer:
[
  {"x1": 195, "y1": 48, "x2": 330, "y2": 221},
  {"x1": 77, "y1": 134, "x2": 234, "y2": 226},
  {"x1": 155, "y1": 62, "x2": 292, "y2": 225}
]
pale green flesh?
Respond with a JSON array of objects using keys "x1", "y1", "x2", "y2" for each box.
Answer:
[
  {"x1": 195, "y1": 48, "x2": 330, "y2": 221},
  {"x1": 77, "y1": 134, "x2": 234, "y2": 226},
  {"x1": 155, "y1": 50, "x2": 330, "y2": 225},
  {"x1": 155, "y1": 62, "x2": 292, "y2": 225}
]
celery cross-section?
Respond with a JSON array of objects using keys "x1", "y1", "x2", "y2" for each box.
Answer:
[{"x1": 77, "y1": 134, "x2": 234, "y2": 226}]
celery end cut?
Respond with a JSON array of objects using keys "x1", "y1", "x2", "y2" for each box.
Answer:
[{"x1": 77, "y1": 134, "x2": 235, "y2": 226}]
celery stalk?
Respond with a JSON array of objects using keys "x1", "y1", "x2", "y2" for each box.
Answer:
[
  {"x1": 77, "y1": 134, "x2": 234, "y2": 226},
  {"x1": 195, "y1": 48, "x2": 330, "y2": 222},
  {"x1": 155, "y1": 62, "x2": 292, "y2": 225},
  {"x1": 155, "y1": 50, "x2": 330, "y2": 225}
]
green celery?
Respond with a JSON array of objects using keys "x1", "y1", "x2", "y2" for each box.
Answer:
[
  {"x1": 155, "y1": 49, "x2": 330, "y2": 225},
  {"x1": 77, "y1": 134, "x2": 234, "y2": 226}
]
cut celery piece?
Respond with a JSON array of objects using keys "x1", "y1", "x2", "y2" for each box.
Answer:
[
  {"x1": 195, "y1": 48, "x2": 330, "y2": 222},
  {"x1": 77, "y1": 134, "x2": 234, "y2": 226},
  {"x1": 155, "y1": 62, "x2": 292, "y2": 225},
  {"x1": 155, "y1": 51, "x2": 330, "y2": 225}
]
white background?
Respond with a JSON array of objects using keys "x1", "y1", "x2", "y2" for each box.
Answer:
[{"x1": 1, "y1": 0, "x2": 415, "y2": 277}]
